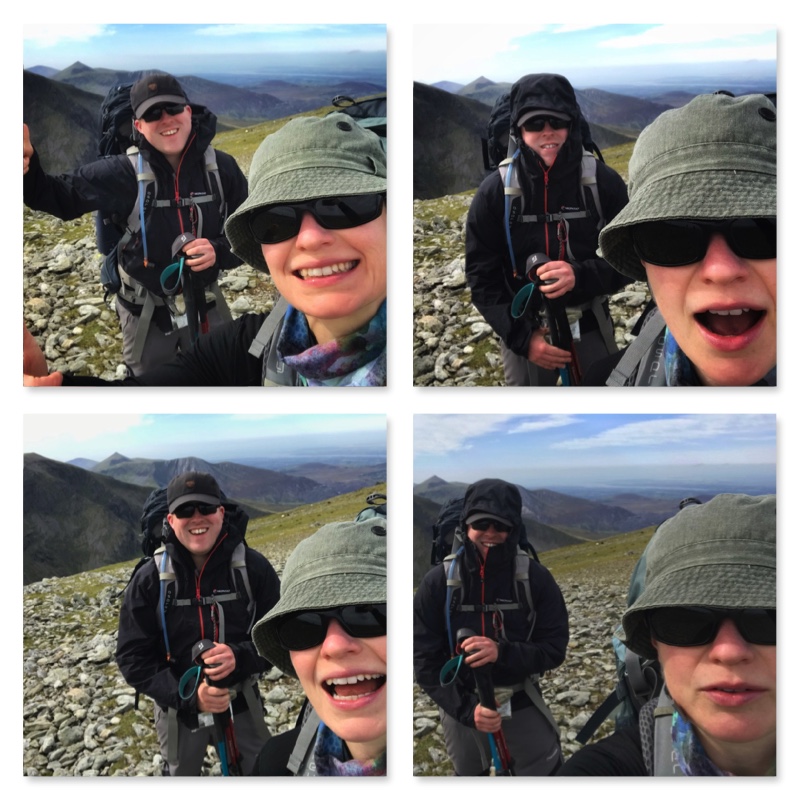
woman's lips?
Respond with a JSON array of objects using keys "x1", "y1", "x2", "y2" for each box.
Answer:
[{"x1": 702, "y1": 683, "x2": 767, "y2": 707}]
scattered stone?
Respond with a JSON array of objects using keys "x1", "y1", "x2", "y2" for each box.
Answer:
[{"x1": 23, "y1": 208, "x2": 278, "y2": 378}]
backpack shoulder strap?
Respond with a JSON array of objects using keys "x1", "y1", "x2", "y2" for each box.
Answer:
[
  {"x1": 154, "y1": 545, "x2": 180, "y2": 661},
  {"x1": 513, "y1": 549, "x2": 536, "y2": 635},
  {"x1": 606, "y1": 307, "x2": 667, "y2": 387},
  {"x1": 230, "y1": 541, "x2": 256, "y2": 633},
  {"x1": 203, "y1": 146, "x2": 226, "y2": 220},
  {"x1": 651, "y1": 687, "x2": 683, "y2": 776},
  {"x1": 248, "y1": 296, "x2": 290, "y2": 359},
  {"x1": 287, "y1": 707, "x2": 322, "y2": 775},
  {"x1": 580, "y1": 150, "x2": 605, "y2": 230}
]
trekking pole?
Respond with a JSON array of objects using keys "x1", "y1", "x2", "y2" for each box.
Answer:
[
  {"x1": 187, "y1": 639, "x2": 243, "y2": 776},
  {"x1": 170, "y1": 233, "x2": 208, "y2": 344},
  {"x1": 456, "y1": 628, "x2": 514, "y2": 776},
  {"x1": 526, "y1": 253, "x2": 582, "y2": 386}
]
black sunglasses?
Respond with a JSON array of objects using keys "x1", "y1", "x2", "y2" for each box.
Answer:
[
  {"x1": 469, "y1": 519, "x2": 511, "y2": 534},
  {"x1": 648, "y1": 606, "x2": 776, "y2": 647},
  {"x1": 632, "y1": 218, "x2": 776, "y2": 267},
  {"x1": 277, "y1": 604, "x2": 387, "y2": 651},
  {"x1": 173, "y1": 503, "x2": 220, "y2": 519},
  {"x1": 140, "y1": 103, "x2": 187, "y2": 123},
  {"x1": 248, "y1": 194, "x2": 384, "y2": 244},
  {"x1": 520, "y1": 116, "x2": 571, "y2": 132}
]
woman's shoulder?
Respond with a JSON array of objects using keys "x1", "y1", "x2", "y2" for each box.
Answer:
[
  {"x1": 252, "y1": 727, "x2": 301, "y2": 776},
  {"x1": 557, "y1": 724, "x2": 646, "y2": 776}
]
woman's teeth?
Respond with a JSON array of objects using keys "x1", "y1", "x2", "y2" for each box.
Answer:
[
  {"x1": 324, "y1": 673, "x2": 386, "y2": 700},
  {"x1": 298, "y1": 260, "x2": 357, "y2": 279}
]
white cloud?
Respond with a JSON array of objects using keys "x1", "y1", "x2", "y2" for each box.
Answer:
[
  {"x1": 601, "y1": 24, "x2": 775, "y2": 50},
  {"x1": 508, "y1": 416, "x2": 580, "y2": 434},
  {"x1": 555, "y1": 415, "x2": 774, "y2": 452},
  {"x1": 23, "y1": 24, "x2": 111, "y2": 48},
  {"x1": 414, "y1": 415, "x2": 517, "y2": 454},
  {"x1": 23, "y1": 415, "x2": 145, "y2": 450}
]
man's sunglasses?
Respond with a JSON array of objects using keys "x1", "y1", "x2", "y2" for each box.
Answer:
[
  {"x1": 172, "y1": 503, "x2": 220, "y2": 519},
  {"x1": 139, "y1": 103, "x2": 187, "y2": 123},
  {"x1": 520, "y1": 116, "x2": 571, "y2": 132},
  {"x1": 632, "y1": 218, "x2": 776, "y2": 267},
  {"x1": 277, "y1": 604, "x2": 387, "y2": 650},
  {"x1": 469, "y1": 519, "x2": 511, "y2": 534},
  {"x1": 648, "y1": 606, "x2": 776, "y2": 647},
  {"x1": 248, "y1": 194, "x2": 385, "y2": 244}
]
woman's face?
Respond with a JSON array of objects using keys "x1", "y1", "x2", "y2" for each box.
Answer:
[
  {"x1": 260, "y1": 204, "x2": 387, "y2": 343},
  {"x1": 643, "y1": 233, "x2": 776, "y2": 385},
  {"x1": 653, "y1": 618, "x2": 776, "y2": 764},
  {"x1": 290, "y1": 621, "x2": 387, "y2": 762}
]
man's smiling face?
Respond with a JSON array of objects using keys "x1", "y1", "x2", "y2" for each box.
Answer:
[
  {"x1": 134, "y1": 104, "x2": 193, "y2": 162},
  {"x1": 167, "y1": 503, "x2": 225, "y2": 567}
]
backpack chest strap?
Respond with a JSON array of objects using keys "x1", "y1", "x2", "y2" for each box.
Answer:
[
  {"x1": 172, "y1": 591, "x2": 241, "y2": 607},
  {"x1": 458, "y1": 601, "x2": 523, "y2": 613},
  {"x1": 518, "y1": 210, "x2": 592, "y2": 223}
]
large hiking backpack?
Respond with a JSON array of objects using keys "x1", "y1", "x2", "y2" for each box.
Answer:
[
  {"x1": 355, "y1": 491, "x2": 387, "y2": 522},
  {"x1": 575, "y1": 498, "x2": 705, "y2": 744},
  {"x1": 431, "y1": 496, "x2": 464, "y2": 566},
  {"x1": 330, "y1": 94, "x2": 387, "y2": 152}
]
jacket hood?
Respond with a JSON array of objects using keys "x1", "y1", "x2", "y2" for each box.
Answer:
[
  {"x1": 460, "y1": 479, "x2": 523, "y2": 549},
  {"x1": 510, "y1": 73, "x2": 585, "y2": 175},
  {"x1": 510, "y1": 74, "x2": 580, "y2": 126}
]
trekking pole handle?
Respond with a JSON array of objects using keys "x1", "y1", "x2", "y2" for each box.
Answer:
[
  {"x1": 455, "y1": 628, "x2": 497, "y2": 709},
  {"x1": 191, "y1": 639, "x2": 222, "y2": 686}
]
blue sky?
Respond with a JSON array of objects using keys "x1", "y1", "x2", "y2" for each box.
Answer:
[
  {"x1": 414, "y1": 415, "x2": 776, "y2": 492},
  {"x1": 24, "y1": 414, "x2": 386, "y2": 463},
  {"x1": 414, "y1": 24, "x2": 776, "y2": 86},
  {"x1": 23, "y1": 24, "x2": 386, "y2": 76}
]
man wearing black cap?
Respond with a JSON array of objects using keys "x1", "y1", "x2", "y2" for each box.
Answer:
[
  {"x1": 413, "y1": 478, "x2": 568, "y2": 775},
  {"x1": 116, "y1": 471, "x2": 280, "y2": 775},
  {"x1": 23, "y1": 72, "x2": 248, "y2": 376}
]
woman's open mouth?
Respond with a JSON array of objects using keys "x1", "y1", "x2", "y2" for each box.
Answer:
[
  {"x1": 324, "y1": 673, "x2": 386, "y2": 701},
  {"x1": 695, "y1": 308, "x2": 765, "y2": 338},
  {"x1": 296, "y1": 260, "x2": 358, "y2": 280}
]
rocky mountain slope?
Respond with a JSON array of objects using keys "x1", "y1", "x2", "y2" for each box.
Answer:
[
  {"x1": 23, "y1": 487, "x2": 385, "y2": 776},
  {"x1": 23, "y1": 205, "x2": 278, "y2": 381}
]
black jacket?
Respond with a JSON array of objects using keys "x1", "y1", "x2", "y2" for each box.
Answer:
[
  {"x1": 557, "y1": 725, "x2": 646, "y2": 776},
  {"x1": 23, "y1": 105, "x2": 248, "y2": 303},
  {"x1": 61, "y1": 312, "x2": 290, "y2": 386},
  {"x1": 413, "y1": 479, "x2": 569, "y2": 727},
  {"x1": 116, "y1": 519, "x2": 280, "y2": 725},
  {"x1": 465, "y1": 73, "x2": 630, "y2": 356}
]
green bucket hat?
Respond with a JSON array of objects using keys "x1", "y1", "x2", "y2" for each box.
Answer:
[
  {"x1": 621, "y1": 493, "x2": 775, "y2": 660},
  {"x1": 224, "y1": 113, "x2": 387, "y2": 273},
  {"x1": 252, "y1": 517, "x2": 387, "y2": 677},
  {"x1": 599, "y1": 93, "x2": 776, "y2": 281}
]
